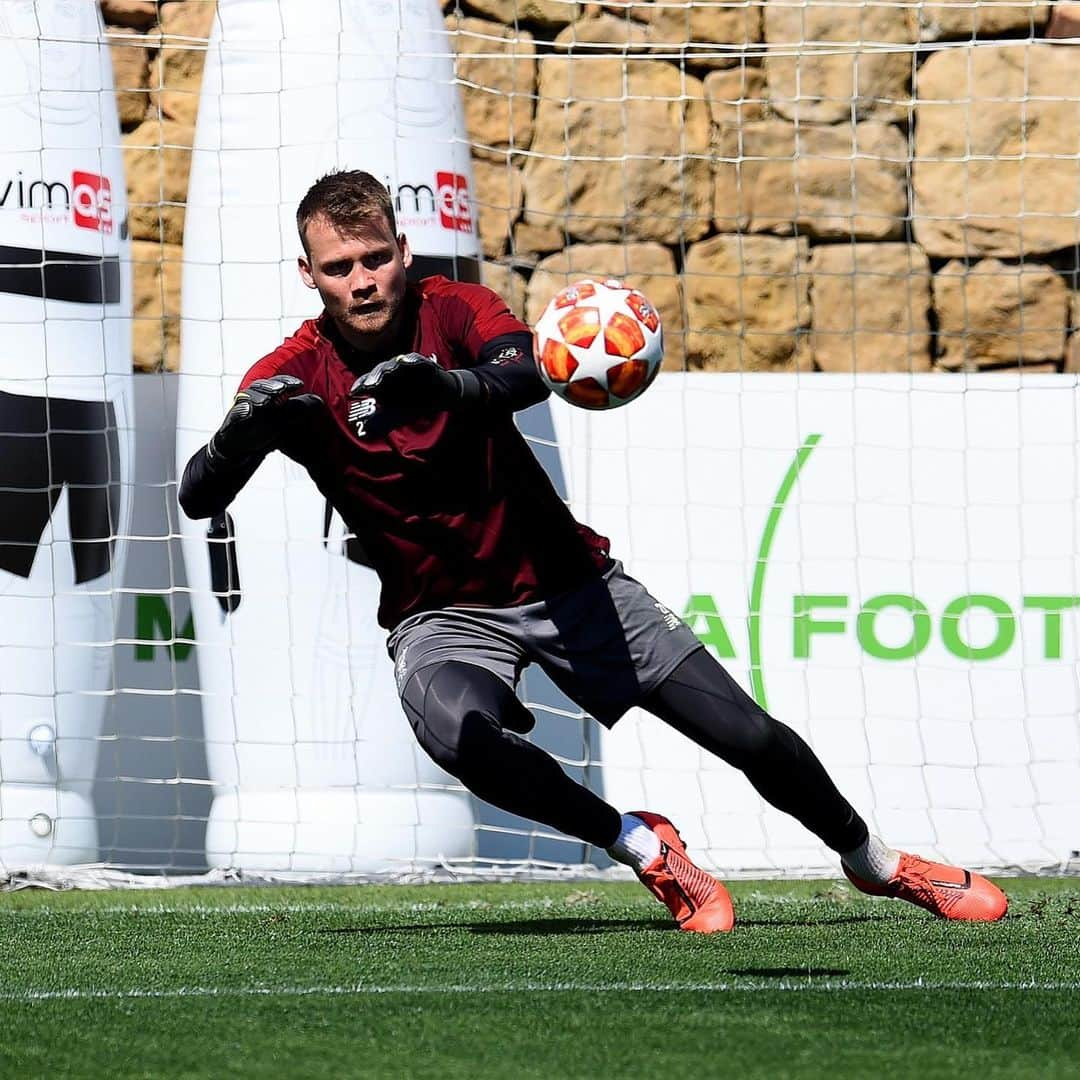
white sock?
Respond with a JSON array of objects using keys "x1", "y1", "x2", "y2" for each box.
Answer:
[
  {"x1": 840, "y1": 834, "x2": 901, "y2": 885},
  {"x1": 606, "y1": 813, "x2": 662, "y2": 872}
]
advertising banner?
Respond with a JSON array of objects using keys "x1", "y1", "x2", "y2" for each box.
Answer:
[{"x1": 553, "y1": 373, "x2": 1080, "y2": 873}]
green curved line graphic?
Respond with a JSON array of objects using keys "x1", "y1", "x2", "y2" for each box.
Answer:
[{"x1": 748, "y1": 434, "x2": 822, "y2": 711}]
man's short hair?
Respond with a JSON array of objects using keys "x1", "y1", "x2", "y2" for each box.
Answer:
[{"x1": 296, "y1": 170, "x2": 397, "y2": 253}]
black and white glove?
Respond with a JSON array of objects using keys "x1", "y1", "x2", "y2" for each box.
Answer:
[
  {"x1": 349, "y1": 352, "x2": 479, "y2": 412},
  {"x1": 207, "y1": 374, "x2": 323, "y2": 467}
]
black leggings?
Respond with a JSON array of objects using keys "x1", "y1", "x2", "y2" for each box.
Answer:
[
  {"x1": 399, "y1": 649, "x2": 868, "y2": 853},
  {"x1": 641, "y1": 648, "x2": 867, "y2": 853}
]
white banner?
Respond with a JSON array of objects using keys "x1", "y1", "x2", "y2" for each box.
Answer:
[{"x1": 552, "y1": 373, "x2": 1080, "y2": 873}]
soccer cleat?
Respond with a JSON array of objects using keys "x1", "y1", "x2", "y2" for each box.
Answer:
[
  {"x1": 630, "y1": 811, "x2": 735, "y2": 933},
  {"x1": 843, "y1": 852, "x2": 1008, "y2": 922}
]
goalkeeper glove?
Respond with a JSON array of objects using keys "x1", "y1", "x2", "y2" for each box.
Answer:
[
  {"x1": 206, "y1": 374, "x2": 323, "y2": 467},
  {"x1": 349, "y1": 352, "x2": 480, "y2": 412}
]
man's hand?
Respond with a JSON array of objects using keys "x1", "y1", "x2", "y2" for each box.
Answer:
[
  {"x1": 207, "y1": 374, "x2": 323, "y2": 466},
  {"x1": 349, "y1": 353, "x2": 470, "y2": 412}
]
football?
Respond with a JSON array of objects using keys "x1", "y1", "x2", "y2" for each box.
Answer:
[{"x1": 533, "y1": 278, "x2": 664, "y2": 410}]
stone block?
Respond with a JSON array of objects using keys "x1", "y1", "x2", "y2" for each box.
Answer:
[
  {"x1": 704, "y1": 65, "x2": 767, "y2": 128},
  {"x1": 764, "y1": 1, "x2": 916, "y2": 124},
  {"x1": 914, "y1": 45, "x2": 1080, "y2": 258},
  {"x1": 108, "y1": 31, "x2": 152, "y2": 129},
  {"x1": 933, "y1": 258, "x2": 1068, "y2": 369},
  {"x1": 464, "y1": 0, "x2": 575, "y2": 30},
  {"x1": 101, "y1": 0, "x2": 159, "y2": 32},
  {"x1": 919, "y1": 1, "x2": 1050, "y2": 39},
  {"x1": 481, "y1": 261, "x2": 529, "y2": 321},
  {"x1": 618, "y1": 0, "x2": 762, "y2": 71},
  {"x1": 473, "y1": 159, "x2": 524, "y2": 260},
  {"x1": 810, "y1": 243, "x2": 932, "y2": 372},
  {"x1": 511, "y1": 218, "x2": 567, "y2": 263},
  {"x1": 1048, "y1": 3, "x2": 1080, "y2": 37},
  {"x1": 131, "y1": 240, "x2": 184, "y2": 372},
  {"x1": 714, "y1": 120, "x2": 908, "y2": 240},
  {"x1": 124, "y1": 118, "x2": 193, "y2": 244},
  {"x1": 683, "y1": 234, "x2": 811, "y2": 370},
  {"x1": 150, "y1": 0, "x2": 217, "y2": 127},
  {"x1": 523, "y1": 56, "x2": 711, "y2": 244},
  {"x1": 552, "y1": 12, "x2": 654, "y2": 52},
  {"x1": 1065, "y1": 333, "x2": 1080, "y2": 373},
  {"x1": 449, "y1": 16, "x2": 537, "y2": 161}
]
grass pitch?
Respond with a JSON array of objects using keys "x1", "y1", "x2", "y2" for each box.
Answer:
[{"x1": 1, "y1": 876, "x2": 1077, "y2": 1079}]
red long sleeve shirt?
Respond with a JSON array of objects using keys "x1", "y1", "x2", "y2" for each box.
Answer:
[{"x1": 180, "y1": 276, "x2": 611, "y2": 629}]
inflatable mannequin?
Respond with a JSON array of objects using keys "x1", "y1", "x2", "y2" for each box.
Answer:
[
  {"x1": 0, "y1": 0, "x2": 134, "y2": 867},
  {"x1": 177, "y1": 0, "x2": 480, "y2": 872}
]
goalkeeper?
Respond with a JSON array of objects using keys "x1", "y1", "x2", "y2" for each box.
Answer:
[{"x1": 180, "y1": 170, "x2": 1007, "y2": 932}]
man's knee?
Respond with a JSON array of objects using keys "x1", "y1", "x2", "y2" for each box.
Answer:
[
  {"x1": 729, "y1": 708, "x2": 782, "y2": 765},
  {"x1": 399, "y1": 660, "x2": 533, "y2": 775}
]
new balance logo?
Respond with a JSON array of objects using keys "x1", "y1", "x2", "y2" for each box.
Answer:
[
  {"x1": 493, "y1": 345, "x2": 522, "y2": 365},
  {"x1": 347, "y1": 396, "x2": 376, "y2": 437},
  {"x1": 654, "y1": 602, "x2": 682, "y2": 632}
]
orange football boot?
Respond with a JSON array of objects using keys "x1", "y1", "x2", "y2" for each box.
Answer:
[
  {"x1": 844, "y1": 852, "x2": 1007, "y2": 922},
  {"x1": 630, "y1": 811, "x2": 735, "y2": 933}
]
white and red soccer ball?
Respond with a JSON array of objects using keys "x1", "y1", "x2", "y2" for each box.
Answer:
[{"x1": 533, "y1": 278, "x2": 664, "y2": 410}]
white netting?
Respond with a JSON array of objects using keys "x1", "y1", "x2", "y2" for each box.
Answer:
[{"x1": 0, "y1": 0, "x2": 1077, "y2": 885}]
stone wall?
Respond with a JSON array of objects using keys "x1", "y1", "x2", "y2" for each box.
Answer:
[
  {"x1": 103, "y1": 0, "x2": 1079, "y2": 374},
  {"x1": 103, "y1": 0, "x2": 214, "y2": 371}
]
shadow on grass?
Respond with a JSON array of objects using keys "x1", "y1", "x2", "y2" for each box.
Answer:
[
  {"x1": 316, "y1": 917, "x2": 668, "y2": 936},
  {"x1": 726, "y1": 967, "x2": 850, "y2": 978},
  {"x1": 315, "y1": 912, "x2": 886, "y2": 937},
  {"x1": 734, "y1": 913, "x2": 883, "y2": 928}
]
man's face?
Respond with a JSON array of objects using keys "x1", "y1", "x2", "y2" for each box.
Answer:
[{"x1": 298, "y1": 212, "x2": 412, "y2": 352}]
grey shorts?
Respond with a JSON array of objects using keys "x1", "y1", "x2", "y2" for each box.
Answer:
[{"x1": 386, "y1": 561, "x2": 702, "y2": 727}]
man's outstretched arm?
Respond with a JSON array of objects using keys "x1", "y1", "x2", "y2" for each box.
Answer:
[
  {"x1": 178, "y1": 444, "x2": 261, "y2": 520},
  {"x1": 350, "y1": 331, "x2": 547, "y2": 416},
  {"x1": 466, "y1": 331, "x2": 549, "y2": 412},
  {"x1": 178, "y1": 374, "x2": 322, "y2": 519}
]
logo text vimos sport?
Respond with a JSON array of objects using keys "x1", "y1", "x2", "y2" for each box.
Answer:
[
  {"x1": 1, "y1": 170, "x2": 113, "y2": 232},
  {"x1": 381, "y1": 172, "x2": 472, "y2": 233}
]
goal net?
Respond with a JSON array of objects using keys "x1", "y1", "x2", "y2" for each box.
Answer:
[{"x1": 1, "y1": 0, "x2": 1077, "y2": 886}]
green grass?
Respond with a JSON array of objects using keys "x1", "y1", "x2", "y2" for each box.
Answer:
[{"x1": 1, "y1": 877, "x2": 1077, "y2": 1079}]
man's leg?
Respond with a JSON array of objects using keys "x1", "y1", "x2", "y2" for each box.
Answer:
[
  {"x1": 642, "y1": 647, "x2": 870, "y2": 854},
  {"x1": 399, "y1": 657, "x2": 735, "y2": 933},
  {"x1": 642, "y1": 647, "x2": 1007, "y2": 921},
  {"x1": 399, "y1": 659, "x2": 621, "y2": 848}
]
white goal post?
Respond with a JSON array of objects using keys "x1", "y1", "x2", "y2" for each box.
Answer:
[{"x1": 0, "y1": 0, "x2": 1077, "y2": 885}]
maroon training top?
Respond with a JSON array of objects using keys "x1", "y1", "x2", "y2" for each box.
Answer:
[{"x1": 182, "y1": 276, "x2": 611, "y2": 629}]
